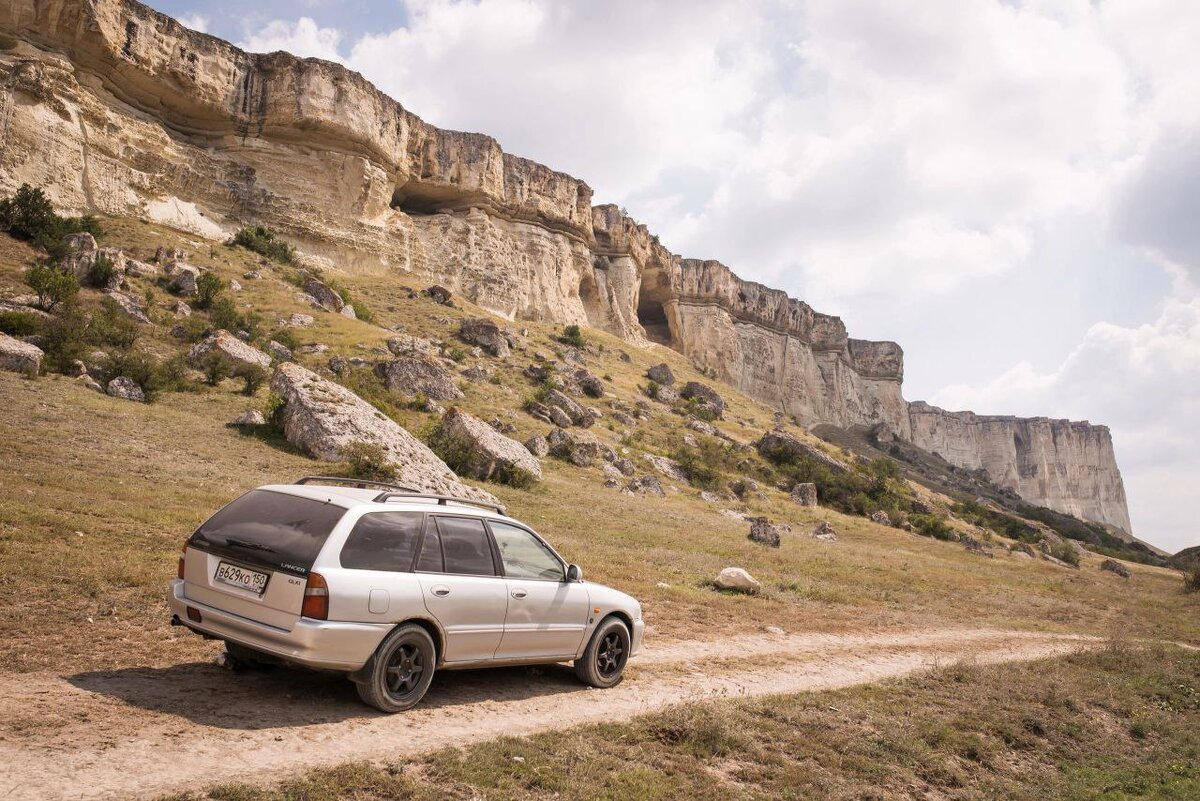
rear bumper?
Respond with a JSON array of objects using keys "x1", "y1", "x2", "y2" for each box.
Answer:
[{"x1": 168, "y1": 579, "x2": 389, "y2": 671}]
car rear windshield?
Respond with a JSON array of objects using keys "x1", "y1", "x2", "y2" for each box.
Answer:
[{"x1": 189, "y1": 490, "x2": 347, "y2": 575}]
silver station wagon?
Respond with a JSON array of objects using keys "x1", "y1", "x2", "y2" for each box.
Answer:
[{"x1": 168, "y1": 477, "x2": 645, "y2": 711}]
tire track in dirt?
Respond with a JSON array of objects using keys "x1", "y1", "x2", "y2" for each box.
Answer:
[{"x1": 0, "y1": 628, "x2": 1101, "y2": 800}]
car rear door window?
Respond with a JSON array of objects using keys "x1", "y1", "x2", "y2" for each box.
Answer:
[
  {"x1": 340, "y1": 512, "x2": 423, "y2": 571},
  {"x1": 489, "y1": 522, "x2": 564, "y2": 580},
  {"x1": 435, "y1": 517, "x2": 497, "y2": 576},
  {"x1": 415, "y1": 524, "x2": 444, "y2": 573},
  {"x1": 189, "y1": 489, "x2": 346, "y2": 574}
]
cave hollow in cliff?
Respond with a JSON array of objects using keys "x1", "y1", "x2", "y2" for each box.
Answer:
[
  {"x1": 391, "y1": 180, "x2": 487, "y2": 215},
  {"x1": 636, "y1": 264, "x2": 677, "y2": 347}
]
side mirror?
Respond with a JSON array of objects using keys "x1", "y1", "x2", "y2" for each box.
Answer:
[{"x1": 565, "y1": 564, "x2": 583, "y2": 583}]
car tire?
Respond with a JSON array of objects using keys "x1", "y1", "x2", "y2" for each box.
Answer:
[
  {"x1": 574, "y1": 616, "x2": 630, "y2": 689},
  {"x1": 354, "y1": 623, "x2": 437, "y2": 713}
]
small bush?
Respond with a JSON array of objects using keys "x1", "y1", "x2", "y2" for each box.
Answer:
[
  {"x1": 233, "y1": 363, "x2": 268, "y2": 396},
  {"x1": 350, "y1": 299, "x2": 375, "y2": 323},
  {"x1": 194, "y1": 272, "x2": 225, "y2": 309},
  {"x1": 201, "y1": 351, "x2": 232, "y2": 386},
  {"x1": 25, "y1": 262, "x2": 79, "y2": 312},
  {"x1": 1045, "y1": 538, "x2": 1082, "y2": 567},
  {"x1": 341, "y1": 441, "x2": 397, "y2": 482},
  {"x1": 263, "y1": 392, "x2": 286, "y2": 428},
  {"x1": 100, "y1": 349, "x2": 167, "y2": 402},
  {"x1": 0, "y1": 310, "x2": 42, "y2": 337},
  {"x1": 209, "y1": 297, "x2": 262, "y2": 341},
  {"x1": 444, "y1": 345, "x2": 467, "y2": 363},
  {"x1": 92, "y1": 299, "x2": 140, "y2": 349},
  {"x1": 911, "y1": 514, "x2": 956, "y2": 541},
  {"x1": 231, "y1": 225, "x2": 295, "y2": 264},
  {"x1": 83, "y1": 254, "x2": 116, "y2": 289},
  {"x1": 267, "y1": 327, "x2": 300, "y2": 351},
  {"x1": 0, "y1": 184, "x2": 102, "y2": 254},
  {"x1": 172, "y1": 315, "x2": 211, "y2": 343},
  {"x1": 494, "y1": 463, "x2": 538, "y2": 490},
  {"x1": 1185, "y1": 567, "x2": 1200, "y2": 594},
  {"x1": 559, "y1": 324, "x2": 585, "y2": 348}
]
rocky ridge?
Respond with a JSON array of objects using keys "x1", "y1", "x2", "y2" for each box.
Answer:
[{"x1": 0, "y1": 0, "x2": 1132, "y2": 536}]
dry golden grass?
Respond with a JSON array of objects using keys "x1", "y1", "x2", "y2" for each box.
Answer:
[{"x1": 0, "y1": 217, "x2": 1196, "y2": 675}]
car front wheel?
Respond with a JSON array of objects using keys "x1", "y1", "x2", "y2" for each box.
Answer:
[
  {"x1": 355, "y1": 623, "x2": 437, "y2": 712},
  {"x1": 574, "y1": 616, "x2": 630, "y2": 688}
]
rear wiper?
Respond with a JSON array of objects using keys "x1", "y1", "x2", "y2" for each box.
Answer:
[{"x1": 223, "y1": 537, "x2": 277, "y2": 553}]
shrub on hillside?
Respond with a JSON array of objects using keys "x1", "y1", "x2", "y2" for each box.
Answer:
[
  {"x1": 83, "y1": 254, "x2": 116, "y2": 289},
  {"x1": 194, "y1": 271, "x2": 225, "y2": 309},
  {"x1": 340, "y1": 441, "x2": 397, "y2": 483},
  {"x1": 559, "y1": 324, "x2": 585, "y2": 348},
  {"x1": 1185, "y1": 567, "x2": 1200, "y2": 594},
  {"x1": 25, "y1": 262, "x2": 79, "y2": 312},
  {"x1": 0, "y1": 184, "x2": 102, "y2": 254},
  {"x1": 233, "y1": 362, "x2": 268, "y2": 396},
  {"x1": 209, "y1": 297, "x2": 262, "y2": 341},
  {"x1": 97, "y1": 349, "x2": 169, "y2": 403},
  {"x1": 231, "y1": 225, "x2": 295, "y2": 264},
  {"x1": 200, "y1": 351, "x2": 232, "y2": 386},
  {"x1": 38, "y1": 300, "x2": 140, "y2": 373},
  {"x1": 0, "y1": 310, "x2": 43, "y2": 337}
]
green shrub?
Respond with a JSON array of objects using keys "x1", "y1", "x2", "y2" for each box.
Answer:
[
  {"x1": 340, "y1": 441, "x2": 396, "y2": 482},
  {"x1": 232, "y1": 362, "x2": 268, "y2": 396},
  {"x1": 83, "y1": 254, "x2": 116, "y2": 289},
  {"x1": 350, "y1": 299, "x2": 375, "y2": 323},
  {"x1": 267, "y1": 327, "x2": 300, "y2": 351},
  {"x1": 0, "y1": 310, "x2": 42, "y2": 337},
  {"x1": 494, "y1": 463, "x2": 538, "y2": 490},
  {"x1": 911, "y1": 514, "x2": 956, "y2": 541},
  {"x1": 91, "y1": 299, "x2": 140, "y2": 349},
  {"x1": 1185, "y1": 567, "x2": 1200, "y2": 594},
  {"x1": 200, "y1": 351, "x2": 232, "y2": 386},
  {"x1": 208, "y1": 297, "x2": 262, "y2": 341},
  {"x1": 263, "y1": 392, "x2": 286, "y2": 428},
  {"x1": 194, "y1": 272, "x2": 225, "y2": 309},
  {"x1": 559, "y1": 324, "x2": 585, "y2": 348},
  {"x1": 172, "y1": 315, "x2": 210, "y2": 343},
  {"x1": 1045, "y1": 538, "x2": 1081, "y2": 567},
  {"x1": 99, "y1": 349, "x2": 167, "y2": 403},
  {"x1": 0, "y1": 184, "x2": 102, "y2": 254},
  {"x1": 671, "y1": 443, "x2": 731, "y2": 491},
  {"x1": 25, "y1": 262, "x2": 79, "y2": 311},
  {"x1": 37, "y1": 301, "x2": 139, "y2": 373},
  {"x1": 230, "y1": 225, "x2": 295, "y2": 264}
]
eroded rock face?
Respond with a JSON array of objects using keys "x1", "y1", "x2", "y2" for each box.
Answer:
[
  {"x1": 270, "y1": 363, "x2": 497, "y2": 503},
  {"x1": 908, "y1": 402, "x2": 1133, "y2": 537},
  {"x1": 435, "y1": 408, "x2": 542, "y2": 483},
  {"x1": 757, "y1": 429, "x2": 850, "y2": 474},
  {"x1": 0, "y1": 0, "x2": 1130, "y2": 537}
]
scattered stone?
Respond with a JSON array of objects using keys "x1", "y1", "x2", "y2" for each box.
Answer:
[
  {"x1": 304, "y1": 277, "x2": 346, "y2": 314},
  {"x1": 790, "y1": 482, "x2": 818, "y2": 507},
  {"x1": 679, "y1": 381, "x2": 724, "y2": 418},
  {"x1": 655, "y1": 581, "x2": 671, "y2": 589},
  {"x1": 105, "y1": 376, "x2": 144, "y2": 402},
  {"x1": 340, "y1": 304, "x2": 357, "y2": 320},
  {"x1": 700, "y1": 490, "x2": 722, "y2": 504},
  {"x1": 765, "y1": 625, "x2": 786, "y2": 635},
  {"x1": 229, "y1": 410, "x2": 267, "y2": 426},
  {"x1": 243, "y1": 270, "x2": 262, "y2": 280},
  {"x1": 435, "y1": 408, "x2": 542, "y2": 483},
  {"x1": 228, "y1": 279, "x2": 242, "y2": 292},
  {"x1": 685, "y1": 417, "x2": 719, "y2": 437},
  {"x1": 756, "y1": 429, "x2": 850, "y2": 474},
  {"x1": 269, "y1": 362, "x2": 498, "y2": 503},
  {"x1": 544, "y1": 388, "x2": 593, "y2": 427},
  {"x1": 458, "y1": 318, "x2": 510, "y2": 358},
  {"x1": 612, "y1": 457, "x2": 636, "y2": 476},
  {"x1": 650, "y1": 384, "x2": 679, "y2": 404},
  {"x1": 626, "y1": 475, "x2": 666, "y2": 496},
  {"x1": 285, "y1": 313, "x2": 315, "y2": 328},
  {"x1": 124, "y1": 259, "x2": 158, "y2": 278},
  {"x1": 646, "y1": 363, "x2": 675, "y2": 386},
  {"x1": 461, "y1": 365, "x2": 490, "y2": 382},
  {"x1": 171, "y1": 301, "x2": 192, "y2": 317},
  {"x1": 267, "y1": 340, "x2": 293, "y2": 363},
  {"x1": 962, "y1": 534, "x2": 994, "y2": 557},
  {"x1": 548, "y1": 404, "x2": 573, "y2": 428},
  {"x1": 809, "y1": 521, "x2": 838, "y2": 542},
  {"x1": 574, "y1": 368, "x2": 605, "y2": 398},
  {"x1": 422, "y1": 285, "x2": 454, "y2": 306},
  {"x1": 167, "y1": 264, "x2": 200, "y2": 296},
  {"x1": 546, "y1": 427, "x2": 615, "y2": 467},
  {"x1": 869, "y1": 510, "x2": 892, "y2": 527},
  {"x1": 643, "y1": 453, "x2": 688, "y2": 483},
  {"x1": 612, "y1": 410, "x2": 636, "y2": 426},
  {"x1": 296, "y1": 343, "x2": 329, "y2": 355},
  {"x1": 748, "y1": 517, "x2": 786, "y2": 548},
  {"x1": 188, "y1": 330, "x2": 272, "y2": 370},
  {"x1": 103, "y1": 290, "x2": 150, "y2": 324},
  {"x1": 62, "y1": 232, "x2": 97, "y2": 252},
  {"x1": 603, "y1": 477, "x2": 620, "y2": 489},
  {"x1": 524, "y1": 434, "x2": 550, "y2": 458},
  {"x1": 0, "y1": 333, "x2": 43, "y2": 376},
  {"x1": 1011, "y1": 542, "x2": 1037, "y2": 558},
  {"x1": 386, "y1": 335, "x2": 436, "y2": 356},
  {"x1": 77, "y1": 375, "x2": 103, "y2": 393},
  {"x1": 1011, "y1": 550, "x2": 1033, "y2": 560},
  {"x1": 328, "y1": 356, "x2": 349, "y2": 375},
  {"x1": 375, "y1": 354, "x2": 464, "y2": 401},
  {"x1": 1100, "y1": 558, "x2": 1131, "y2": 578},
  {"x1": 66, "y1": 359, "x2": 88, "y2": 377},
  {"x1": 714, "y1": 567, "x2": 761, "y2": 594},
  {"x1": 619, "y1": 351, "x2": 632, "y2": 363}
]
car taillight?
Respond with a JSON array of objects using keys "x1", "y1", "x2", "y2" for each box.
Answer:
[
  {"x1": 177, "y1": 541, "x2": 188, "y2": 580},
  {"x1": 301, "y1": 572, "x2": 328, "y2": 620}
]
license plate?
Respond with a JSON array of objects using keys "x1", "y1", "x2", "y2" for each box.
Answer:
[{"x1": 214, "y1": 561, "x2": 270, "y2": 595}]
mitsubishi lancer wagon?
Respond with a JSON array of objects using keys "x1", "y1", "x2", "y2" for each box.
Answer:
[{"x1": 168, "y1": 477, "x2": 644, "y2": 712}]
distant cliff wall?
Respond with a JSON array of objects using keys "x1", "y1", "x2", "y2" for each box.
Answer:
[{"x1": 0, "y1": 0, "x2": 1131, "y2": 535}]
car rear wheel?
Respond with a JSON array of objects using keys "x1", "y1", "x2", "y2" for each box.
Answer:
[
  {"x1": 355, "y1": 623, "x2": 437, "y2": 713},
  {"x1": 574, "y1": 616, "x2": 630, "y2": 688}
]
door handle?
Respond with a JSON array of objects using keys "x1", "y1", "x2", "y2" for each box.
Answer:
[
  {"x1": 511, "y1": 588, "x2": 527, "y2": 599},
  {"x1": 432, "y1": 585, "x2": 451, "y2": 597}
]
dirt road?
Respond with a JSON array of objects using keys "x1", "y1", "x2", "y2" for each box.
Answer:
[{"x1": 0, "y1": 627, "x2": 1099, "y2": 800}]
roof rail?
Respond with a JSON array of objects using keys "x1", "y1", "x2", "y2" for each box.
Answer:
[
  {"x1": 294, "y1": 476, "x2": 422, "y2": 493},
  {"x1": 373, "y1": 491, "x2": 506, "y2": 515}
]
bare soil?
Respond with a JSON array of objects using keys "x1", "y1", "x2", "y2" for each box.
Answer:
[{"x1": 0, "y1": 627, "x2": 1098, "y2": 800}]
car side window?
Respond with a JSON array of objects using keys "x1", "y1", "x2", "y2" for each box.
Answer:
[
  {"x1": 415, "y1": 523, "x2": 443, "y2": 573},
  {"x1": 435, "y1": 517, "x2": 496, "y2": 576},
  {"x1": 340, "y1": 512, "x2": 423, "y2": 572},
  {"x1": 489, "y1": 522, "x2": 564, "y2": 581}
]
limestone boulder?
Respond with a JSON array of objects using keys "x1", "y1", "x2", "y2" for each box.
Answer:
[
  {"x1": 714, "y1": 567, "x2": 761, "y2": 594},
  {"x1": 790, "y1": 482, "x2": 818, "y2": 507},
  {"x1": 304, "y1": 277, "x2": 346, "y2": 313},
  {"x1": 106, "y1": 376, "x2": 144, "y2": 402},
  {"x1": 188, "y1": 330, "x2": 272, "y2": 370},
  {"x1": 625, "y1": 475, "x2": 666, "y2": 496},
  {"x1": 524, "y1": 434, "x2": 550, "y2": 458},
  {"x1": 748, "y1": 517, "x2": 787, "y2": 547},
  {"x1": 0, "y1": 333, "x2": 42, "y2": 376},
  {"x1": 646, "y1": 363, "x2": 675, "y2": 386},
  {"x1": 756, "y1": 429, "x2": 850, "y2": 474},
  {"x1": 167, "y1": 263, "x2": 200, "y2": 296},
  {"x1": 808, "y1": 521, "x2": 838, "y2": 542},
  {"x1": 458, "y1": 318, "x2": 510, "y2": 358},
  {"x1": 869, "y1": 510, "x2": 892, "y2": 527},
  {"x1": 269, "y1": 363, "x2": 498, "y2": 504},
  {"x1": 573, "y1": 368, "x2": 605, "y2": 398},
  {"x1": 267, "y1": 340, "x2": 293, "y2": 363},
  {"x1": 544, "y1": 388, "x2": 594, "y2": 427},
  {"x1": 546, "y1": 427, "x2": 615, "y2": 467},
  {"x1": 422, "y1": 285, "x2": 454, "y2": 306},
  {"x1": 643, "y1": 453, "x2": 688, "y2": 483},
  {"x1": 435, "y1": 408, "x2": 542, "y2": 483},
  {"x1": 229, "y1": 410, "x2": 267, "y2": 426},
  {"x1": 1100, "y1": 558, "x2": 1131, "y2": 578},
  {"x1": 103, "y1": 290, "x2": 150, "y2": 324},
  {"x1": 680, "y1": 381, "x2": 724, "y2": 419},
  {"x1": 374, "y1": 354, "x2": 464, "y2": 401}
]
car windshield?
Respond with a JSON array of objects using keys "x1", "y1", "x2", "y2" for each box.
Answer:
[{"x1": 189, "y1": 490, "x2": 346, "y2": 574}]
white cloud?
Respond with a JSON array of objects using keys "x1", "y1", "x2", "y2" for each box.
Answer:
[
  {"x1": 176, "y1": 12, "x2": 209, "y2": 33},
  {"x1": 238, "y1": 17, "x2": 344, "y2": 61}
]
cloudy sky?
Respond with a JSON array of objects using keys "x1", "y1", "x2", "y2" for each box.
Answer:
[{"x1": 151, "y1": 0, "x2": 1198, "y2": 553}]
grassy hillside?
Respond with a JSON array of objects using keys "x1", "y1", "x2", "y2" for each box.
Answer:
[{"x1": 1, "y1": 214, "x2": 1196, "y2": 676}]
